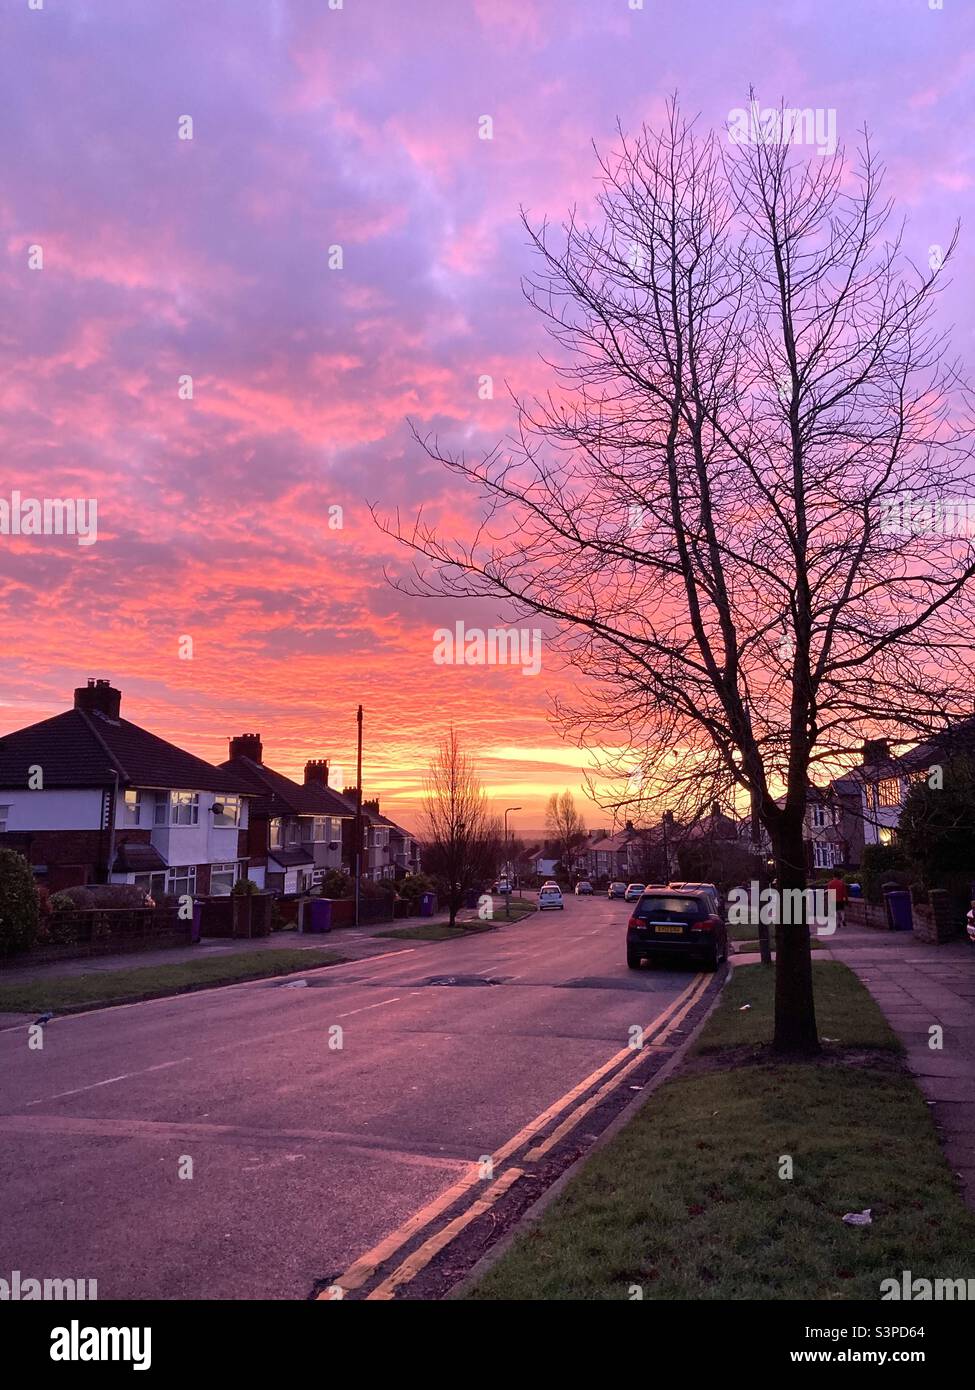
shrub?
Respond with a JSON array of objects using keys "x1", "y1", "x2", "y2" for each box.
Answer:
[
  {"x1": 0, "y1": 849, "x2": 40, "y2": 956},
  {"x1": 358, "y1": 877, "x2": 396, "y2": 900},
  {"x1": 86, "y1": 884, "x2": 151, "y2": 909},
  {"x1": 396, "y1": 872, "x2": 436, "y2": 903},
  {"x1": 860, "y1": 842, "x2": 910, "y2": 903},
  {"x1": 231, "y1": 877, "x2": 260, "y2": 896},
  {"x1": 320, "y1": 869, "x2": 352, "y2": 899},
  {"x1": 51, "y1": 885, "x2": 94, "y2": 911}
]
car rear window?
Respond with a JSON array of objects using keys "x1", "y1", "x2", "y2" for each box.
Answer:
[{"x1": 634, "y1": 895, "x2": 707, "y2": 922}]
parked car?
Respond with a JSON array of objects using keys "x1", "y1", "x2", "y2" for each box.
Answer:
[
  {"x1": 627, "y1": 889, "x2": 728, "y2": 971},
  {"x1": 623, "y1": 883, "x2": 646, "y2": 902},
  {"x1": 967, "y1": 902, "x2": 975, "y2": 945},
  {"x1": 538, "y1": 884, "x2": 565, "y2": 911},
  {"x1": 493, "y1": 880, "x2": 512, "y2": 894},
  {"x1": 607, "y1": 881, "x2": 627, "y2": 899},
  {"x1": 574, "y1": 880, "x2": 593, "y2": 895}
]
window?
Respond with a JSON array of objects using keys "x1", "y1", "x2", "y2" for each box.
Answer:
[
  {"x1": 286, "y1": 819, "x2": 301, "y2": 846},
  {"x1": 878, "y1": 827, "x2": 894, "y2": 845},
  {"x1": 212, "y1": 795, "x2": 241, "y2": 828},
  {"x1": 308, "y1": 816, "x2": 327, "y2": 842},
  {"x1": 171, "y1": 792, "x2": 200, "y2": 826},
  {"x1": 167, "y1": 865, "x2": 197, "y2": 898},
  {"x1": 813, "y1": 842, "x2": 835, "y2": 869},
  {"x1": 0, "y1": 805, "x2": 9, "y2": 833},
  {"x1": 154, "y1": 794, "x2": 168, "y2": 826},
  {"x1": 133, "y1": 871, "x2": 166, "y2": 899},
  {"x1": 123, "y1": 789, "x2": 142, "y2": 826},
  {"x1": 209, "y1": 863, "x2": 239, "y2": 896},
  {"x1": 329, "y1": 818, "x2": 343, "y2": 845},
  {"x1": 269, "y1": 819, "x2": 283, "y2": 849},
  {"x1": 874, "y1": 778, "x2": 901, "y2": 809},
  {"x1": 811, "y1": 803, "x2": 827, "y2": 829}
]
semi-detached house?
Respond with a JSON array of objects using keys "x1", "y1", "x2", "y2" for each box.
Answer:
[{"x1": 0, "y1": 680, "x2": 254, "y2": 896}]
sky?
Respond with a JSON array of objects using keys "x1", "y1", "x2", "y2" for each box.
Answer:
[{"x1": 1, "y1": 0, "x2": 973, "y2": 836}]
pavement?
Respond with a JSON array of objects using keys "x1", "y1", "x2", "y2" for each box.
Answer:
[
  {"x1": 827, "y1": 921, "x2": 975, "y2": 1207},
  {"x1": 0, "y1": 892, "x2": 718, "y2": 1300}
]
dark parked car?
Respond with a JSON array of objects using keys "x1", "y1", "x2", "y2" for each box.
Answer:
[
  {"x1": 607, "y1": 881, "x2": 627, "y2": 899},
  {"x1": 627, "y1": 889, "x2": 727, "y2": 971}
]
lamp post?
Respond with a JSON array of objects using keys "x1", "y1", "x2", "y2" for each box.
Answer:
[{"x1": 503, "y1": 806, "x2": 521, "y2": 919}]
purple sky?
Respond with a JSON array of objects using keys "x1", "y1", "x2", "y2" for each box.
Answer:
[{"x1": 1, "y1": 0, "x2": 973, "y2": 833}]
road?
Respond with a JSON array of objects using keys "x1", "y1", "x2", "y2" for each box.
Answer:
[{"x1": 0, "y1": 893, "x2": 718, "y2": 1300}]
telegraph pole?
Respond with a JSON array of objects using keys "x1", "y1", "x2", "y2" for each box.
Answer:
[{"x1": 354, "y1": 705, "x2": 363, "y2": 929}]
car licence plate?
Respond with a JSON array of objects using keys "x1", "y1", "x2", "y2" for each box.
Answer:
[{"x1": 651, "y1": 924, "x2": 684, "y2": 935}]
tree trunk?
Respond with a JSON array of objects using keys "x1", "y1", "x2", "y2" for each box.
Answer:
[{"x1": 772, "y1": 815, "x2": 820, "y2": 1054}]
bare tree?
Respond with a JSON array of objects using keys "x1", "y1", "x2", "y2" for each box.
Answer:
[
  {"x1": 545, "y1": 790, "x2": 587, "y2": 877},
  {"x1": 379, "y1": 97, "x2": 975, "y2": 1052},
  {"x1": 421, "y1": 729, "x2": 495, "y2": 926}
]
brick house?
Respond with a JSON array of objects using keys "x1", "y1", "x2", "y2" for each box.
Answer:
[
  {"x1": 0, "y1": 680, "x2": 254, "y2": 896},
  {"x1": 220, "y1": 736, "x2": 353, "y2": 895}
]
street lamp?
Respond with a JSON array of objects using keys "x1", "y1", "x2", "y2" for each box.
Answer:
[{"x1": 503, "y1": 806, "x2": 521, "y2": 919}]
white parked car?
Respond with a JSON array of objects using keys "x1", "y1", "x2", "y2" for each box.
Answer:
[
  {"x1": 624, "y1": 883, "x2": 646, "y2": 902},
  {"x1": 538, "y1": 884, "x2": 565, "y2": 911}
]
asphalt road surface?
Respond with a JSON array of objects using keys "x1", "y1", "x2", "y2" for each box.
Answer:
[{"x1": 0, "y1": 893, "x2": 715, "y2": 1300}]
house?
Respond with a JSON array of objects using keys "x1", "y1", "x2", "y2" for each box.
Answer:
[
  {"x1": 804, "y1": 785, "x2": 849, "y2": 870},
  {"x1": 220, "y1": 736, "x2": 353, "y2": 895},
  {"x1": 0, "y1": 680, "x2": 254, "y2": 896},
  {"x1": 339, "y1": 792, "x2": 413, "y2": 882},
  {"x1": 585, "y1": 821, "x2": 662, "y2": 882},
  {"x1": 855, "y1": 719, "x2": 975, "y2": 850},
  {"x1": 387, "y1": 819, "x2": 422, "y2": 878}
]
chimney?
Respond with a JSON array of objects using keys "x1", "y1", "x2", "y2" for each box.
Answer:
[
  {"x1": 624, "y1": 819, "x2": 634, "y2": 832},
  {"x1": 74, "y1": 679, "x2": 121, "y2": 721},
  {"x1": 304, "y1": 759, "x2": 329, "y2": 787},
  {"x1": 862, "y1": 738, "x2": 891, "y2": 766},
  {"x1": 711, "y1": 801, "x2": 721, "y2": 820},
  {"x1": 229, "y1": 733, "x2": 263, "y2": 764},
  {"x1": 362, "y1": 798, "x2": 379, "y2": 816}
]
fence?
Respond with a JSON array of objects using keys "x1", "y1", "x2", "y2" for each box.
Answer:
[
  {"x1": 14, "y1": 906, "x2": 190, "y2": 966},
  {"x1": 196, "y1": 894, "x2": 273, "y2": 939},
  {"x1": 847, "y1": 890, "x2": 962, "y2": 943}
]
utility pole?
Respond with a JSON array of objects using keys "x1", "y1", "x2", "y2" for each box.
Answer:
[
  {"x1": 354, "y1": 705, "x2": 363, "y2": 929},
  {"x1": 503, "y1": 806, "x2": 521, "y2": 919}
]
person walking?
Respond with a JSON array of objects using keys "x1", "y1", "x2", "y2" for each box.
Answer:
[{"x1": 826, "y1": 872, "x2": 848, "y2": 931}]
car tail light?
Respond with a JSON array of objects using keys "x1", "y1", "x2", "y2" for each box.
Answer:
[
  {"x1": 628, "y1": 914, "x2": 641, "y2": 928},
  {"x1": 691, "y1": 915, "x2": 721, "y2": 933}
]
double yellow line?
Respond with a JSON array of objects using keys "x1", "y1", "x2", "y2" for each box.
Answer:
[{"x1": 318, "y1": 972, "x2": 708, "y2": 1301}]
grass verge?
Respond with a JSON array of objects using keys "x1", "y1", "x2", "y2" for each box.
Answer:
[
  {"x1": 377, "y1": 897, "x2": 537, "y2": 940},
  {"x1": 466, "y1": 961, "x2": 975, "y2": 1300},
  {"x1": 375, "y1": 922, "x2": 497, "y2": 942},
  {"x1": 0, "y1": 948, "x2": 346, "y2": 1014}
]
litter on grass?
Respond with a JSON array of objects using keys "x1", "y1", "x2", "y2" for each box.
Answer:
[{"x1": 842, "y1": 1209, "x2": 873, "y2": 1226}]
